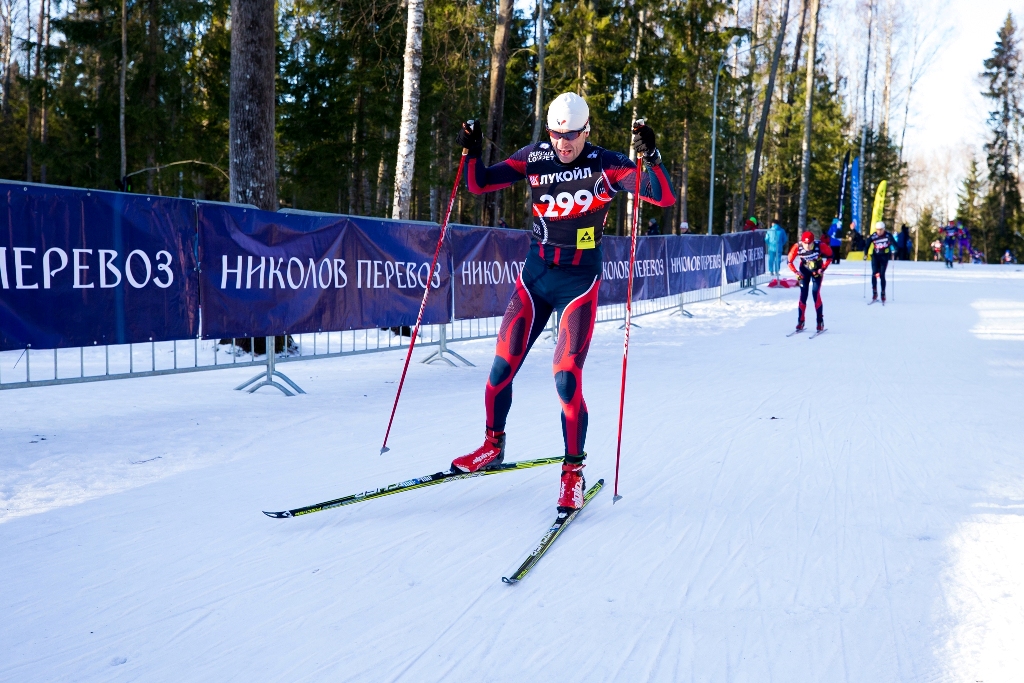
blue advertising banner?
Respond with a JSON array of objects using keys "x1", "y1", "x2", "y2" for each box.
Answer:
[
  {"x1": 599, "y1": 236, "x2": 668, "y2": 305},
  {"x1": 0, "y1": 182, "x2": 199, "y2": 351},
  {"x1": 449, "y1": 224, "x2": 530, "y2": 320},
  {"x1": 198, "y1": 207, "x2": 451, "y2": 339},
  {"x1": 3, "y1": 179, "x2": 771, "y2": 353},
  {"x1": 666, "y1": 234, "x2": 723, "y2": 293},
  {"x1": 723, "y1": 231, "x2": 766, "y2": 284}
]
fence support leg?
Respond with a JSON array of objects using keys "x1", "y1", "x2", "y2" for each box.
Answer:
[
  {"x1": 235, "y1": 336, "x2": 306, "y2": 396},
  {"x1": 746, "y1": 275, "x2": 767, "y2": 295},
  {"x1": 422, "y1": 324, "x2": 474, "y2": 367},
  {"x1": 673, "y1": 293, "x2": 694, "y2": 318}
]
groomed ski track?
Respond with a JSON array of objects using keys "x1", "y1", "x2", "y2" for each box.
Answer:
[{"x1": 2, "y1": 261, "x2": 1023, "y2": 682}]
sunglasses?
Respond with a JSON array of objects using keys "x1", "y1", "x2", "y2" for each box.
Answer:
[{"x1": 546, "y1": 126, "x2": 588, "y2": 141}]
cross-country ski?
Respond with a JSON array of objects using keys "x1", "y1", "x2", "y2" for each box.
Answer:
[
  {"x1": 263, "y1": 457, "x2": 561, "y2": 518},
  {"x1": 502, "y1": 479, "x2": 604, "y2": 585}
]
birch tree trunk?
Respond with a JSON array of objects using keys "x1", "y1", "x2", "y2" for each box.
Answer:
[
  {"x1": 858, "y1": 0, "x2": 874, "y2": 232},
  {"x1": 120, "y1": 0, "x2": 127, "y2": 180},
  {"x1": 229, "y1": 0, "x2": 277, "y2": 211},
  {"x1": 24, "y1": 0, "x2": 33, "y2": 181},
  {"x1": 746, "y1": 0, "x2": 790, "y2": 221},
  {"x1": 624, "y1": 8, "x2": 644, "y2": 230},
  {"x1": 797, "y1": 0, "x2": 820, "y2": 232},
  {"x1": 2, "y1": 0, "x2": 13, "y2": 118},
  {"x1": 680, "y1": 118, "x2": 689, "y2": 223},
  {"x1": 525, "y1": 0, "x2": 547, "y2": 220},
  {"x1": 787, "y1": 0, "x2": 807, "y2": 103},
  {"x1": 392, "y1": 0, "x2": 424, "y2": 220},
  {"x1": 531, "y1": 0, "x2": 546, "y2": 142},
  {"x1": 881, "y1": 3, "x2": 894, "y2": 136},
  {"x1": 734, "y1": 0, "x2": 760, "y2": 231},
  {"x1": 484, "y1": 0, "x2": 513, "y2": 225},
  {"x1": 39, "y1": 0, "x2": 49, "y2": 183}
]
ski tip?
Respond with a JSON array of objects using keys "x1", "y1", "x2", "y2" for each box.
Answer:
[
  {"x1": 502, "y1": 576, "x2": 518, "y2": 585},
  {"x1": 380, "y1": 446, "x2": 390, "y2": 454},
  {"x1": 263, "y1": 510, "x2": 292, "y2": 519}
]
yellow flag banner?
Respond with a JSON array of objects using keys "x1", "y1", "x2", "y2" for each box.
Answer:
[{"x1": 870, "y1": 180, "x2": 887, "y2": 228}]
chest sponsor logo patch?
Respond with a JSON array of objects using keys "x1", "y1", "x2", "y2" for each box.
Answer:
[
  {"x1": 528, "y1": 175, "x2": 540, "y2": 187},
  {"x1": 576, "y1": 227, "x2": 596, "y2": 249}
]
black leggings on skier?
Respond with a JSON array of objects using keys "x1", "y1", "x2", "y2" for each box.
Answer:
[
  {"x1": 871, "y1": 253, "x2": 889, "y2": 300},
  {"x1": 797, "y1": 266, "x2": 824, "y2": 329}
]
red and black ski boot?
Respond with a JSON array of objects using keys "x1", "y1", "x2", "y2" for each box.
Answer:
[
  {"x1": 871, "y1": 293, "x2": 878, "y2": 302},
  {"x1": 556, "y1": 461, "x2": 586, "y2": 515},
  {"x1": 450, "y1": 429, "x2": 505, "y2": 473},
  {"x1": 881, "y1": 293, "x2": 886, "y2": 304},
  {"x1": 816, "y1": 321, "x2": 825, "y2": 333},
  {"x1": 795, "y1": 321, "x2": 805, "y2": 332}
]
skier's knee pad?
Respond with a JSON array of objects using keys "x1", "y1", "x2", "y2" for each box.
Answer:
[
  {"x1": 554, "y1": 370, "x2": 578, "y2": 403},
  {"x1": 489, "y1": 356, "x2": 512, "y2": 387}
]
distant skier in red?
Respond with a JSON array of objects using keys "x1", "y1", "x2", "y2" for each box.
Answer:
[{"x1": 788, "y1": 231, "x2": 833, "y2": 333}]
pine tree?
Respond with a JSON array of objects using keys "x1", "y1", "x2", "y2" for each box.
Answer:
[
  {"x1": 958, "y1": 160, "x2": 983, "y2": 242},
  {"x1": 980, "y1": 12, "x2": 1023, "y2": 258}
]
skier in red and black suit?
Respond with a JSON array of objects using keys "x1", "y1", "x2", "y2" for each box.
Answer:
[
  {"x1": 450, "y1": 92, "x2": 675, "y2": 515},
  {"x1": 788, "y1": 230, "x2": 833, "y2": 333}
]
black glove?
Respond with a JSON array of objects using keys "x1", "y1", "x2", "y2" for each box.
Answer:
[
  {"x1": 631, "y1": 120, "x2": 661, "y2": 165},
  {"x1": 457, "y1": 119, "x2": 482, "y2": 157}
]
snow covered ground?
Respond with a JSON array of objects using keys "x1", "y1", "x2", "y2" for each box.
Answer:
[{"x1": 2, "y1": 259, "x2": 1023, "y2": 682}]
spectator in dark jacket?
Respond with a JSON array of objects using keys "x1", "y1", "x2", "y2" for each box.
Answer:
[{"x1": 896, "y1": 225, "x2": 912, "y2": 260}]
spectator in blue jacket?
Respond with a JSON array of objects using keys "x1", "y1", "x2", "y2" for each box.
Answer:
[
  {"x1": 765, "y1": 220, "x2": 788, "y2": 276},
  {"x1": 827, "y1": 218, "x2": 843, "y2": 264}
]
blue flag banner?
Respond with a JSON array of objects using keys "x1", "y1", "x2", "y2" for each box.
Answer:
[
  {"x1": 449, "y1": 224, "x2": 530, "y2": 320},
  {"x1": 851, "y1": 156, "x2": 862, "y2": 234},
  {"x1": 198, "y1": 207, "x2": 452, "y2": 339},
  {"x1": 599, "y1": 236, "x2": 668, "y2": 305},
  {"x1": 723, "y1": 231, "x2": 766, "y2": 284},
  {"x1": 0, "y1": 182, "x2": 199, "y2": 351},
  {"x1": 666, "y1": 234, "x2": 723, "y2": 293}
]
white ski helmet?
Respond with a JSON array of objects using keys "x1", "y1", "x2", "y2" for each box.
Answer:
[
  {"x1": 874, "y1": 220, "x2": 886, "y2": 232},
  {"x1": 547, "y1": 92, "x2": 590, "y2": 132}
]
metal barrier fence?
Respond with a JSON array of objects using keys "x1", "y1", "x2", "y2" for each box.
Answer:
[{"x1": 0, "y1": 271, "x2": 769, "y2": 390}]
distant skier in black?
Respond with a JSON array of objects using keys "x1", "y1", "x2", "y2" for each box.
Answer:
[
  {"x1": 647, "y1": 217, "x2": 661, "y2": 235},
  {"x1": 943, "y1": 235, "x2": 956, "y2": 268},
  {"x1": 865, "y1": 221, "x2": 896, "y2": 302}
]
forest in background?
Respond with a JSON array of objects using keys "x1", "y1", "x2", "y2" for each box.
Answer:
[{"x1": 2, "y1": 0, "x2": 1017, "y2": 260}]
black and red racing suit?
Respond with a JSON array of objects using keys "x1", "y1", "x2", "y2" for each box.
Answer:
[
  {"x1": 788, "y1": 238, "x2": 833, "y2": 326},
  {"x1": 467, "y1": 140, "x2": 675, "y2": 459}
]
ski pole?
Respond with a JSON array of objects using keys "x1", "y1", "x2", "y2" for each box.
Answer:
[
  {"x1": 380, "y1": 151, "x2": 467, "y2": 454},
  {"x1": 860, "y1": 248, "x2": 868, "y2": 296},
  {"x1": 890, "y1": 256, "x2": 895, "y2": 302},
  {"x1": 613, "y1": 122, "x2": 646, "y2": 503}
]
